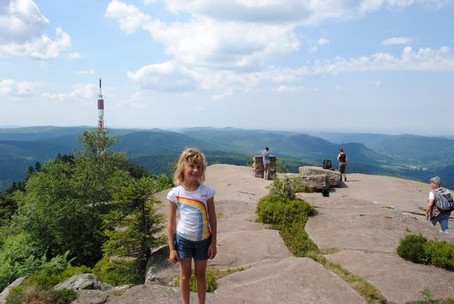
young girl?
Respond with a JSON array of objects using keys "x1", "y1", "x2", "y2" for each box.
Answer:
[{"x1": 167, "y1": 148, "x2": 217, "y2": 304}]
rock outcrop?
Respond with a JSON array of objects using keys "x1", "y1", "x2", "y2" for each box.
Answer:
[
  {"x1": 0, "y1": 277, "x2": 27, "y2": 304},
  {"x1": 2, "y1": 165, "x2": 453, "y2": 304},
  {"x1": 54, "y1": 274, "x2": 113, "y2": 291},
  {"x1": 298, "y1": 165, "x2": 342, "y2": 190},
  {"x1": 145, "y1": 245, "x2": 179, "y2": 286}
]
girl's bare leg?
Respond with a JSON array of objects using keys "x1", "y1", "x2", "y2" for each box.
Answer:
[
  {"x1": 179, "y1": 258, "x2": 192, "y2": 304},
  {"x1": 194, "y1": 259, "x2": 208, "y2": 304}
]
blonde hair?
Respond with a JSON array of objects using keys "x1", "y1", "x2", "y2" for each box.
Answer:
[{"x1": 173, "y1": 148, "x2": 207, "y2": 185}]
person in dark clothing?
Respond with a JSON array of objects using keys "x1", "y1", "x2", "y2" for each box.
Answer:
[{"x1": 337, "y1": 148, "x2": 348, "y2": 182}]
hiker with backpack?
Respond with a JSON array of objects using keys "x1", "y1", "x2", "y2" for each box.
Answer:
[
  {"x1": 337, "y1": 148, "x2": 348, "y2": 182},
  {"x1": 425, "y1": 176, "x2": 454, "y2": 233}
]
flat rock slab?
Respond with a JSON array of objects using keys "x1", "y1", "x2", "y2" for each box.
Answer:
[
  {"x1": 214, "y1": 256, "x2": 367, "y2": 304},
  {"x1": 105, "y1": 285, "x2": 183, "y2": 304},
  {"x1": 326, "y1": 250, "x2": 454, "y2": 304},
  {"x1": 302, "y1": 173, "x2": 454, "y2": 303},
  {"x1": 212, "y1": 229, "x2": 291, "y2": 269},
  {"x1": 101, "y1": 167, "x2": 454, "y2": 304}
]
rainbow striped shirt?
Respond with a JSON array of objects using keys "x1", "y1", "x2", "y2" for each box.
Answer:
[{"x1": 167, "y1": 183, "x2": 215, "y2": 241}]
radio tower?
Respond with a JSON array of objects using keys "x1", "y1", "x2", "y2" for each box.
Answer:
[{"x1": 97, "y1": 79, "x2": 104, "y2": 130}]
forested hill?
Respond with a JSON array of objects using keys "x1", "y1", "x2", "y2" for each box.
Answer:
[{"x1": 1, "y1": 126, "x2": 454, "y2": 191}]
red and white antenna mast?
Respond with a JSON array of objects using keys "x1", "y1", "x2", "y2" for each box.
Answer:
[{"x1": 97, "y1": 79, "x2": 104, "y2": 130}]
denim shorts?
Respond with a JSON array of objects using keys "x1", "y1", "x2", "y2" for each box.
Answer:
[{"x1": 175, "y1": 234, "x2": 211, "y2": 260}]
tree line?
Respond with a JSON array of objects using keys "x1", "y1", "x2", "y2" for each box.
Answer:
[{"x1": 0, "y1": 129, "x2": 173, "y2": 292}]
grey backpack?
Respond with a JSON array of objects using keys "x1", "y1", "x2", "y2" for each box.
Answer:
[{"x1": 434, "y1": 188, "x2": 454, "y2": 212}]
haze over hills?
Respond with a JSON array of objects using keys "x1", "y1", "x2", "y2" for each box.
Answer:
[{"x1": 1, "y1": 126, "x2": 454, "y2": 191}]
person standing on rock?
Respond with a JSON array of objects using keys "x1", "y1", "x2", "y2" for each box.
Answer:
[
  {"x1": 337, "y1": 147, "x2": 348, "y2": 181},
  {"x1": 262, "y1": 146, "x2": 271, "y2": 180},
  {"x1": 425, "y1": 176, "x2": 451, "y2": 233},
  {"x1": 167, "y1": 148, "x2": 218, "y2": 304}
]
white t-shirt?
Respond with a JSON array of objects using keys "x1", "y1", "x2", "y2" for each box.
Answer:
[
  {"x1": 167, "y1": 183, "x2": 215, "y2": 241},
  {"x1": 429, "y1": 191, "x2": 435, "y2": 201}
]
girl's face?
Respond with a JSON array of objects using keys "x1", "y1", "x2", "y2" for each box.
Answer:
[{"x1": 183, "y1": 160, "x2": 203, "y2": 182}]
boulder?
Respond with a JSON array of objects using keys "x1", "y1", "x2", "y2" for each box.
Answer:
[
  {"x1": 301, "y1": 174, "x2": 329, "y2": 191},
  {"x1": 54, "y1": 274, "x2": 112, "y2": 291},
  {"x1": 298, "y1": 166, "x2": 342, "y2": 189},
  {"x1": 145, "y1": 246, "x2": 179, "y2": 286},
  {"x1": 0, "y1": 277, "x2": 27, "y2": 304}
]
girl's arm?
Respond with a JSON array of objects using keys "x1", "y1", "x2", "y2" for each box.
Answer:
[
  {"x1": 207, "y1": 197, "x2": 217, "y2": 259},
  {"x1": 168, "y1": 202, "x2": 179, "y2": 263}
]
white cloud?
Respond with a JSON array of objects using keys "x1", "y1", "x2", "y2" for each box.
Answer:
[
  {"x1": 69, "y1": 52, "x2": 82, "y2": 60},
  {"x1": 106, "y1": 1, "x2": 300, "y2": 73},
  {"x1": 0, "y1": 0, "x2": 49, "y2": 43},
  {"x1": 1, "y1": 27, "x2": 71, "y2": 60},
  {"x1": 317, "y1": 37, "x2": 330, "y2": 46},
  {"x1": 0, "y1": 79, "x2": 35, "y2": 96},
  {"x1": 311, "y1": 46, "x2": 454, "y2": 74},
  {"x1": 127, "y1": 61, "x2": 199, "y2": 92},
  {"x1": 41, "y1": 83, "x2": 97, "y2": 101},
  {"x1": 0, "y1": 1, "x2": 72, "y2": 60},
  {"x1": 164, "y1": 0, "x2": 311, "y2": 23},
  {"x1": 107, "y1": 0, "x2": 454, "y2": 97},
  {"x1": 105, "y1": 0, "x2": 149, "y2": 33},
  {"x1": 382, "y1": 36, "x2": 412, "y2": 45},
  {"x1": 144, "y1": 16, "x2": 298, "y2": 71},
  {"x1": 275, "y1": 85, "x2": 310, "y2": 93},
  {"x1": 74, "y1": 69, "x2": 95, "y2": 75}
]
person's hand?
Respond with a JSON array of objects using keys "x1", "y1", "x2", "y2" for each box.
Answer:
[
  {"x1": 208, "y1": 243, "x2": 217, "y2": 259},
  {"x1": 168, "y1": 249, "x2": 179, "y2": 264}
]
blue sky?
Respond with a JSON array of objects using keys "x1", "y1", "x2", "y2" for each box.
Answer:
[{"x1": 1, "y1": 0, "x2": 453, "y2": 135}]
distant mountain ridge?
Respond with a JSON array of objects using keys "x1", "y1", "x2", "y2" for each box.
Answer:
[{"x1": 1, "y1": 126, "x2": 454, "y2": 191}]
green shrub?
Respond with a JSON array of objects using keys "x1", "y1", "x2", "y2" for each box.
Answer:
[
  {"x1": 190, "y1": 271, "x2": 217, "y2": 293},
  {"x1": 0, "y1": 233, "x2": 72, "y2": 292},
  {"x1": 280, "y1": 222, "x2": 318, "y2": 257},
  {"x1": 93, "y1": 255, "x2": 144, "y2": 286},
  {"x1": 256, "y1": 195, "x2": 316, "y2": 227},
  {"x1": 6, "y1": 273, "x2": 77, "y2": 304},
  {"x1": 25, "y1": 272, "x2": 60, "y2": 289},
  {"x1": 397, "y1": 234, "x2": 454, "y2": 271},
  {"x1": 256, "y1": 194, "x2": 317, "y2": 257},
  {"x1": 424, "y1": 241, "x2": 454, "y2": 271},
  {"x1": 269, "y1": 177, "x2": 296, "y2": 200},
  {"x1": 397, "y1": 234, "x2": 429, "y2": 264},
  {"x1": 268, "y1": 176, "x2": 312, "y2": 200},
  {"x1": 60, "y1": 265, "x2": 92, "y2": 280},
  {"x1": 176, "y1": 270, "x2": 217, "y2": 293},
  {"x1": 6, "y1": 286, "x2": 77, "y2": 304}
]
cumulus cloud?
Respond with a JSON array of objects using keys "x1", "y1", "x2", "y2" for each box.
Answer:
[
  {"x1": 0, "y1": 79, "x2": 36, "y2": 96},
  {"x1": 1, "y1": 27, "x2": 71, "y2": 60},
  {"x1": 0, "y1": 0, "x2": 49, "y2": 43},
  {"x1": 310, "y1": 46, "x2": 454, "y2": 74},
  {"x1": 127, "y1": 61, "x2": 199, "y2": 92},
  {"x1": 41, "y1": 83, "x2": 97, "y2": 101},
  {"x1": 145, "y1": 16, "x2": 299, "y2": 72},
  {"x1": 0, "y1": 0, "x2": 72, "y2": 60},
  {"x1": 106, "y1": 0, "x2": 454, "y2": 96},
  {"x1": 105, "y1": 0, "x2": 149, "y2": 33}
]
